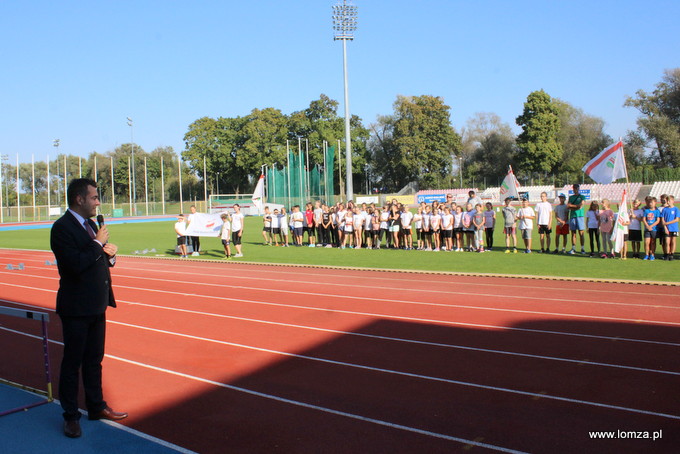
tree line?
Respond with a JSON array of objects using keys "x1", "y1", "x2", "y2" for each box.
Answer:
[{"x1": 4, "y1": 68, "x2": 679, "y2": 205}]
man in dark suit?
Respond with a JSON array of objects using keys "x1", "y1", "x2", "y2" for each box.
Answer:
[{"x1": 50, "y1": 178, "x2": 128, "y2": 438}]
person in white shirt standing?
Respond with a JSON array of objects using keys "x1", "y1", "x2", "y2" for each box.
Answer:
[
  {"x1": 220, "y1": 213, "x2": 232, "y2": 258},
  {"x1": 230, "y1": 204, "x2": 245, "y2": 257},
  {"x1": 517, "y1": 198, "x2": 536, "y2": 253},
  {"x1": 400, "y1": 205, "x2": 414, "y2": 250},
  {"x1": 175, "y1": 214, "x2": 188, "y2": 258},
  {"x1": 535, "y1": 192, "x2": 553, "y2": 253}
]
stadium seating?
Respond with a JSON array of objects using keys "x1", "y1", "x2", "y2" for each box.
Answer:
[
  {"x1": 558, "y1": 182, "x2": 641, "y2": 202},
  {"x1": 649, "y1": 181, "x2": 680, "y2": 199}
]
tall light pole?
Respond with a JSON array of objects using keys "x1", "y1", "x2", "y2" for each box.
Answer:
[
  {"x1": 53, "y1": 139, "x2": 60, "y2": 207},
  {"x1": 332, "y1": 0, "x2": 357, "y2": 202},
  {"x1": 127, "y1": 117, "x2": 137, "y2": 215}
]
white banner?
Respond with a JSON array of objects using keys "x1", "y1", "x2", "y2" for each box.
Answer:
[
  {"x1": 185, "y1": 212, "x2": 225, "y2": 237},
  {"x1": 613, "y1": 190, "x2": 630, "y2": 253},
  {"x1": 251, "y1": 174, "x2": 265, "y2": 214}
]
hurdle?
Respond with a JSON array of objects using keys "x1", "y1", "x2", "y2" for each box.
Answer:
[{"x1": 0, "y1": 306, "x2": 54, "y2": 417}]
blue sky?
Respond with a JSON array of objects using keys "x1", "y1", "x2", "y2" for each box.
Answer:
[{"x1": 1, "y1": 0, "x2": 678, "y2": 165}]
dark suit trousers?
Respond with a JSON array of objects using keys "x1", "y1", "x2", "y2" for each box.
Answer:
[{"x1": 59, "y1": 314, "x2": 108, "y2": 420}]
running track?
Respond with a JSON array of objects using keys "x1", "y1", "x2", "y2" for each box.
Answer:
[{"x1": 0, "y1": 248, "x2": 678, "y2": 453}]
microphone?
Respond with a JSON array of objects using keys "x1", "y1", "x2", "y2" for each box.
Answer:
[{"x1": 97, "y1": 215, "x2": 105, "y2": 228}]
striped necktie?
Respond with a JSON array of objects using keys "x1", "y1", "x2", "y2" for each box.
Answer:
[{"x1": 84, "y1": 220, "x2": 96, "y2": 239}]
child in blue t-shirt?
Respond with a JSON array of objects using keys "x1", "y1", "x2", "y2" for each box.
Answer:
[
  {"x1": 642, "y1": 196, "x2": 661, "y2": 260},
  {"x1": 661, "y1": 194, "x2": 678, "y2": 261}
]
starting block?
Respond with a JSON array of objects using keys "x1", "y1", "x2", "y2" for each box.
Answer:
[
  {"x1": 44, "y1": 260, "x2": 57, "y2": 266},
  {"x1": 5, "y1": 263, "x2": 25, "y2": 270}
]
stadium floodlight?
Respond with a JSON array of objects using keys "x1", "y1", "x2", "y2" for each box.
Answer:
[
  {"x1": 127, "y1": 117, "x2": 137, "y2": 215},
  {"x1": 332, "y1": 0, "x2": 357, "y2": 203}
]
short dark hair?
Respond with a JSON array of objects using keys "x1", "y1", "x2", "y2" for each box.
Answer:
[{"x1": 67, "y1": 178, "x2": 97, "y2": 208}]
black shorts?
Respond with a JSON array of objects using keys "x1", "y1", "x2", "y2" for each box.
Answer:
[
  {"x1": 442, "y1": 230, "x2": 453, "y2": 239},
  {"x1": 176, "y1": 236, "x2": 186, "y2": 246},
  {"x1": 232, "y1": 230, "x2": 242, "y2": 245},
  {"x1": 629, "y1": 230, "x2": 642, "y2": 242},
  {"x1": 401, "y1": 228, "x2": 412, "y2": 235},
  {"x1": 644, "y1": 230, "x2": 657, "y2": 239},
  {"x1": 538, "y1": 225, "x2": 552, "y2": 234},
  {"x1": 263, "y1": 226, "x2": 271, "y2": 232},
  {"x1": 272, "y1": 228, "x2": 281, "y2": 235},
  {"x1": 221, "y1": 239, "x2": 231, "y2": 246},
  {"x1": 667, "y1": 231, "x2": 678, "y2": 238}
]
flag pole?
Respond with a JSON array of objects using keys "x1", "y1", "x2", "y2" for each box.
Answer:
[{"x1": 620, "y1": 137, "x2": 632, "y2": 214}]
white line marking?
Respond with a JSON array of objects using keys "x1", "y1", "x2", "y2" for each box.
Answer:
[
  {"x1": 4, "y1": 265, "x2": 678, "y2": 319},
  {"x1": 1, "y1": 283, "x2": 679, "y2": 349},
  {"x1": 119, "y1": 300, "x2": 680, "y2": 376},
  {"x1": 0, "y1": 326, "x2": 528, "y2": 454},
  {"x1": 6, "y1": 321, "x2": 677, "y2": 422},
  {"x1": 3, "y1": 249, "x2": 680, "y2": 296}
]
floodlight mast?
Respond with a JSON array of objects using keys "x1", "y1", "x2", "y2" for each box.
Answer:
[
  {"x1": 126, "y1": 117, "x2": 137, "y2": 215},
  {"x1": 332, "y1": 0, "x2": 357, "y2": 203}
]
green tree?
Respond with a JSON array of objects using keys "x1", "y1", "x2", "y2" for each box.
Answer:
[
  {"x1": 288, "y1": 94, "x2": 369, "y2": 194},
  {"x1": 383, "y1": 95, "x2": 462, "y2": 190},
  {"x1": 515, "y1": 90, "x2": 562, "y2": 177},
  {"x1": 624, "y1": 68, "x2": 680, "y2": 167},
  {"x1": 553, "y1": 99, "x2": 611, "y2": 175},
  {"x1": 183, "y1": 116, "x2": 246, "y2": 193},
  {"x1": 460, "y1": 112, "x2": 516, "y2": 187}
]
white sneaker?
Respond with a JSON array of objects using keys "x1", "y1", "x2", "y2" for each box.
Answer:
[
  {"x1": 191, "y1": 251, "x2": 200, "y2": 256},
  {"x1": 234, "y1": 253, "x2": 243, "y2": 258}
]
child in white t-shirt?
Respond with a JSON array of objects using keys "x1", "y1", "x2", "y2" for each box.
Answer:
[
  {"x1": 220, "y1": 213, "x2": 232, "y2": 258},
  {"x1": 517, "y1": 198, "x2": 535, "y2": 253},
  {"x1": 535, "y1": 192, "x2": 553, "y2": 253},
  {"x1": 279, "y1": 207, "x2": 290, "y2": 247}
]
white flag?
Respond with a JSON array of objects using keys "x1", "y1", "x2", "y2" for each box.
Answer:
[
  {"x1": 582, "y1": 141, "x2": 627, "y2": 184},
  {"x1": 251, "y1": 174, "x2": 265, "y2": 213},
  {"x1": 613, "y1": 190, "x2": 630, "y2": 254},
  {"x1": 185, "y1": 212, "x2": 225, "y2": 237},
  {"x1": 499, "y1": 166, "x2": 520, "y2": 200}
]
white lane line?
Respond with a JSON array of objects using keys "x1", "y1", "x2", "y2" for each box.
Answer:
[
  {"x1": 110, "y1": 321, "x2": 680, "y2": 421},
  {"x1": 6, "y1": 272, "x2": 680, "y2": 328},
  {"x1": 0, "y1": 326, "x2": 527, "y2": 454},
  {"x1": 112, "y1": 283, "x2": 680, "y2": 327},
  {"x1": 1, "y1": 285, "x2": 679, "y2": 349},
  {"x1": 4, "y1": 250, "x2": 680, "y2": 297},
  {"x1": 6, "y1": 320, "x2": 678, "y2": 423},
  {"x1": 115, "y1": 262, "x2": 680, "y2": 299},
  {"x1": 119, "y1": 300, "x2": 680, "y2": 376},
  {"x1": 0, "y1": 271, "x2": 680, "y2": 316},
  {"x1": 109, "y1": 270, "x2": 680, "y2": 311}
]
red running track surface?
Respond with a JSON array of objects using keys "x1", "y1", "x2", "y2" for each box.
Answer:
[{"x1": 0, "y1": 248, "x2": 679, "y2": 453}]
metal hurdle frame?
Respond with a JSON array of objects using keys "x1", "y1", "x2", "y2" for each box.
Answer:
[{"x1": 0, "y1": 306, "x2": 53, "y2": 417}]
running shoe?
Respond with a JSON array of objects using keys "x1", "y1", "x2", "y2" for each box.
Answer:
[
  {"x1": 650, "y1": 255, "x2": 655, "y2": 261},
  {"x1": 643, "y1": 255, "x2": 649, "y2": 260}
]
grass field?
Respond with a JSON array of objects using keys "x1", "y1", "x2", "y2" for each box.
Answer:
[{"x1": 0, "y1": 216, "x2": 677, "y2": 283}]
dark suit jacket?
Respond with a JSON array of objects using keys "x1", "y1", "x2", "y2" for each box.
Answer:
[{"x1": 50, "y1": 210, "x2": 116, "y2": 317}]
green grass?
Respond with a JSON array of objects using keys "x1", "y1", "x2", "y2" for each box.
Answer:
[{"x1": 0, "y1": 217, "x2": 677, "y2": 283}]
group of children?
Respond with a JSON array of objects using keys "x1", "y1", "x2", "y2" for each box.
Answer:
[
  {"x1": 498, "y1": 192, "x2": 678, "y2": 260},
  {"x1": 257, "y1": 199, "x2": 500, "y2": 252},
  {"x1": 255, "y1": 192, "x2": 678, "y2": 261}
]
